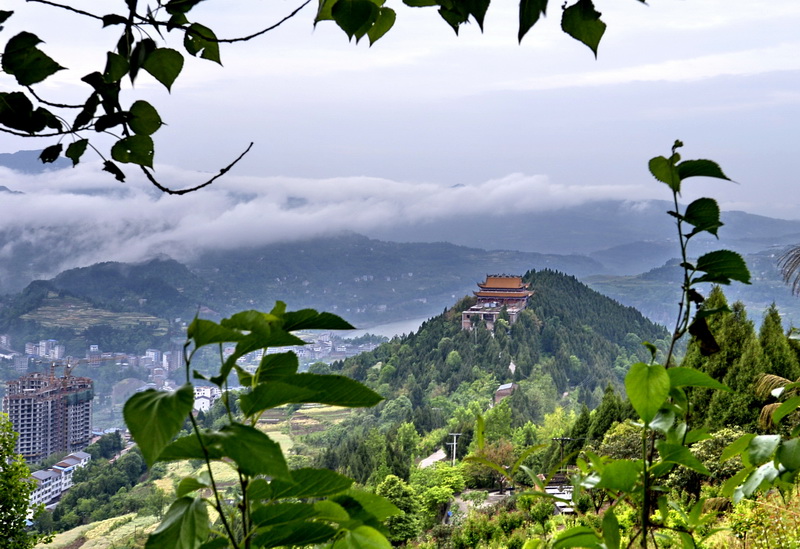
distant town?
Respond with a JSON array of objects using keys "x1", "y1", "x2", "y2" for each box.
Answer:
[{"x1": 0, "y1": 329, "x2": 385, "y2": 511}]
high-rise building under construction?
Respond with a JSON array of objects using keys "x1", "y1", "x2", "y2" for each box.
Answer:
[{"x1": 2, "y1": 370, "x2": 93, "y2": 463}]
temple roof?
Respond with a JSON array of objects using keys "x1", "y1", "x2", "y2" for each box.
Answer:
[
  {"x1": 475, "y1": 290, "x2": 532, "y2": 299},
  {"x1": 478, "y1": 275, "x2": 528, "y2": 290}
]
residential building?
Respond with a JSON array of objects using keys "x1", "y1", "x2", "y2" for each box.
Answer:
[
  {"x1": 29, "y1": 451, "x2": 91, "y2": 507},
  {"x1": 3, "y1": 371, "x2": 94, "y2": 463}
]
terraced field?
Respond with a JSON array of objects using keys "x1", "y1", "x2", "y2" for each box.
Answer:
[{"x1": 20, "y1": 295, "x2": 168, "y2": 335}]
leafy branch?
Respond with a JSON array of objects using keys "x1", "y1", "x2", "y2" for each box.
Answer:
[{"x1": 122, "y1": 303, "x2": 400, "y2": 548}]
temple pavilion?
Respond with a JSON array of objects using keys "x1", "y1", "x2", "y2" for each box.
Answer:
[{"x1": 461, "y1": 274, "x2": 533, "y2": 330}]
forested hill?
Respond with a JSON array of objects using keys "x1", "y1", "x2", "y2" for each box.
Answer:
[{"x1": 339, "y1": 269, "x2": 669, "y2": 413}]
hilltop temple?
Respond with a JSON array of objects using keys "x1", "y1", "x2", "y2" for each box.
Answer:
[{"x1": 461, "y1": 274, "x2": 532, "y2": 330}]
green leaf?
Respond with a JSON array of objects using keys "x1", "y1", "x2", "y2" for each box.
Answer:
[
  {"x1": 102, "y1": 160, "x2": 126, "y2": 182},
  {"x1": 648, "y1": 155, "x2": 681, "y2": 192},
  {"x1": 145, "y1": 497, "x2": 209, "y2": 549},
  {"x1": 143, "y1": 48, "x2": 184, "y2": 91},
  {"x1": 0, "y1": 91, "x2": 59, "y2": 133},
  {"x1": 656, "y1": 442, "x2": 710, "y2": 475},
  {"x1": 0, "y1": 11, "x2": 13, "y2": 25},
  {"x1": 694, "y1": 250, "x2": 751, "y2": 285},
  {"x1": 519, "y1": 0, "x2": 548, "y2": 42},
  {"x1": 199, "y1": 541, "x2": 229, "y2": 549},
  {"x1": 240, "y1": 381, "x2": 319, "y2": 415},
  {"x1": 334, "y1": 489, "x2": 400, "y2": 521},
  {"x1": 560, "y1": 0, "x2": 605, "y2": 58},
  {"x1": 129, "y1": 100, "x2": 163, "y2": 136},
  {"x1": 777, "y1": 438, "x2": 800, "y2": 471},
  {"x1": 668, "y1": 367, "x2": 729, "y2": 391},
  {"x1": 677, "y1": 159, "x2": 730, "y2": 181},
  {"x1": 683, "y1": 198, "x2": 723, "y2": 237},
  {"x1": 684, "y1": 428, "x2": 712, "y2": 445},
  {"x1": 256, "y1": 523, "x2": 338, "y2": 548},
  {"x1": 596, "y1": 460, "x2": 640, "y2": 492},
  {"x1": 111, "y1": 135, "x2": 154, "y2": 167},
  {"x1": 367, "y1": 7, "x2": 396, "y2": 45},
  {"x1": 739, "y1": 462, "x2": 779, "y2": 500},
  {"x1": 282, "y1": 308, "x2": 355, "y2": 331},
  {"x1": 255, "y1": 352, "x2": 299, "y2": 381},
  {"x1": 95, "y1": 112, "x2": 128, "y2": 132},
  {"x1": 332, "y1": 525, "x2": 391, "y2": 549},
  {"x1": 332, "y1": 0, "x2": 379, "y2": 41},
  {"x1": 103, "y1": 52, "x2": 129, "y2": 83},
  {"x1": 72, "y1": 93, "x2": 100, "y2": 130},
  {"x1": 466, "y1": 0, "x2": 491, "y2": 31},
  {"x1": 165, "y1": 0, "x2": 205, "y2": 14},
  {"x1": 102, "y1": 14, "x2": 128, "y2": 27},
  {"x1": 625, "y1": 362, "x2": 670, "y2": 425},
  {"x1": 176, "y1": 476, "x2": 211, "y2": 498},
  {"x1": 130, "y1": 38, "x2": 156, "y2": 83},
  {"x1": 65, "y1": 139, "x2": 88, "y2": 166},
  {"x1": 602, "y1": 509, "x2": 621, "y2": 549},
  {"x1": 251, "y1": 502, "x2": 317, "y2": 527},
  {"x1": 267, "y1": 468, "x2": 354, "y2": 499},
  {"x1": 649, "y1": 408, "x2": 676, "y2": 434},
  {"x1": 553, "y1": 525, "x2": 602, "y2": 548},
  {"x1": 772, "y1": 395, "x2": 800, "y2": 424},
  {"x1": 687, "y1": 317, "x2": 720, "y2": 356},
  {"x1": 223, "y1": 309, "x2": 280, "y2": 333},
  {"x1": 721, "y1": 466, "x2": 751, "y2": 497},
  {"x1": 39, "y1": 144, "x2": 62, "y2": 164},
  {"x1": 123, "y1": 384, "x2": 194, "y2": 467},
  {"x1": 158, "y1": 432, "x2": 224, "y2": 462},
  {"x1": 721, "y1": 434, "x2": 756, "y2": 463},
  {"x1": 315, "y1": 0, "x2": 337, "y2": 23},
  {"x1": 242, "y1": 374, "x2": 381, "y2": 415},
  {"x1": 315, "y1": 500, "x2": 351, "y2": 522},
  {"x1": 184, "y1": 23, "x2": 221, "y2": 64},
  {"x1": 218, "y1": 423, "x2": 291, "y2": 479},
  {"x1": 464, "y1": 456, "x2": 514, "y2": 482},
  {"x1": 188, "y1": 318, "x2": 245, "y2": 348},
  {"x1": 475, "y1": 413, "x2": 485, "y2": 449},
  {"x1": 746, "y1": 435, "x2": 780, "y2": 466},
  {"x1": 2, "y1": 31, "x2": 65, "y2": 85}
]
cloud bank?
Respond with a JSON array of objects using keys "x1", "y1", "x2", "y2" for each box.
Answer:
[{"x1": 0, "y1": 162, "x2": 657, "y2": 275}]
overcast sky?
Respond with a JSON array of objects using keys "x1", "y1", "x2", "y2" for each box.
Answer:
[{"x1": 1, "y1": 0, "x2": 799, "y2": 267}]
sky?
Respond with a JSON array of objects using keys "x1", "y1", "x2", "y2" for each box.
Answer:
[{"x1": 1, "y1": 0, "x2": 799, "y2": 269}]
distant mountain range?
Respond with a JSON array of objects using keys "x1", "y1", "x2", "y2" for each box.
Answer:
[
  {"x1": 2, "y1": 150, "x2": 800, "y2": 334},
  {"x1": 0, "y1": 150, "x2": 70, "y2": 173}
]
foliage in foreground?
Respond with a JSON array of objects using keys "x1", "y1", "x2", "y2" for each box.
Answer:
[
  {"x1": 123, "y1": 304, "x2": 399, "y2": 548},
  {"x1": 0, "y1": 412, "x2": 50, "y2": 549}
]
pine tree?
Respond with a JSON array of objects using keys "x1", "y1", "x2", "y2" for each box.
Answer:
[
  {"x1": 706, "y1": 336, "x2": 765, "y2": 430},
  {"x1": 588, "y1": 385, "x2": 621, "y2": 442},
  {"x1": 759, "y1": 304, "x2": 800, "y2": 381}
]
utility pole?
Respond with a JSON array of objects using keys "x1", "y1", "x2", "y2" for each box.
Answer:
[{"x1": 446, "y1": 433, "x2": 462, "y2": 466}]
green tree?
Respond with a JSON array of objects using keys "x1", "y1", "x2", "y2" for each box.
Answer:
[
  {"x1": 587, "y1": 384, "x2": 622, "y2": 442},
  {"x1": 375, "y1": 475, "x2": 423, "y2": 543},
  {"x1": 0, "y1": 412, "x2": 50, "y2": 549},
  {"x1": 760, "y1": 304, "x2": 800, "y2": 381}
]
